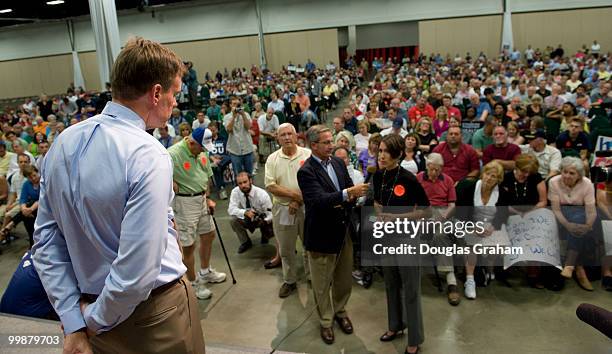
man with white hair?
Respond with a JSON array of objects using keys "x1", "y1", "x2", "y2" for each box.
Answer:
[
  {"x1": 469, "y1": 93, "x2": 490, "y2": 121},
  {"x1": 544, "y1": 83, "x2": 566, "y2": 110},
  {"x1": 416, "y1": 153, "x2": 459, "y2": 305},
  {"x1": 265, "y1": 123, "x2": 311, "y2": 298}
]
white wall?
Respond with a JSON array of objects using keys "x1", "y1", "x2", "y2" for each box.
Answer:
[
  {"x1": 1, "y1": 0, "x2": 501, "y2": 62},
  {"x1": 508, "y1": 0, "x2": 612, "y2": 12},
  {"x1": 258, "y1": 0, "x2": 500, "y2": 33},
  {"x1": 1, "y1": 0, "x2": 610, "y2": 62}
]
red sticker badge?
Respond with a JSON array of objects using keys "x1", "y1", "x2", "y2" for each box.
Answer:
[
  {"x1": 393, "y1": 185, "x2": 405, "y2": 197},
  {"x1": 183, "y1": 161, "x2": 191, "y2": 170},
  {"x1": 200, "y1": 156, "x2": 207, "y2": 166},
  {"x1": 299, "y1": 160, "x2": 305, "y2": 166}
]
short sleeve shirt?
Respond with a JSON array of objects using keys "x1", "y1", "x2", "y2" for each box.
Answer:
[
  {"x1": 168, "y1": 139, "x2": 213, "y2": 194},
  {"x1": 265, "y1": 146, "x2": 311, "y2": 205}
]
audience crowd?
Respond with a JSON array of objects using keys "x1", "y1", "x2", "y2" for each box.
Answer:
[{"x1": 1, "y1": 42, "x2": 611, "y2": 351}]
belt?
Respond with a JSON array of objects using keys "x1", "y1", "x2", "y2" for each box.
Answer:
[
  {"x1": 82, "y1": 278, "x2": 182, "y2": 303},
  {"x1": 176, "y1": 191, "x2": 206, "y2": 197}
]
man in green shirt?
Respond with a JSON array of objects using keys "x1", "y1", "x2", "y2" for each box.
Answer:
[
  {"x1": 470, "y1": 115, "x2": 497, "y2": 158},
  {"x1": 168, "y1": 127, "x2": 226, "y2": 300}
]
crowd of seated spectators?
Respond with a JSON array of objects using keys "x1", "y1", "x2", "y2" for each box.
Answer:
[{"x1": 0, "y1": 43, "x2": 610, "y2": 304}]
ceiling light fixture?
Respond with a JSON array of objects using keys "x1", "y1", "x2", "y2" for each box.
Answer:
[
  {"x1": 46, "y1": 0, "x2": 65, "y2": 5},
  {"x1": 0, "y1": 9, "x2": 13, "y2": 14}
]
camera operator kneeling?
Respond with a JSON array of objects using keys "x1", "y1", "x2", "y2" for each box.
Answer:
[{"x1": 228, "y1": 172, "x2": 274, "y2": 253}]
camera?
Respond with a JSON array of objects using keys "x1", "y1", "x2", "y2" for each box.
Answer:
[
  {"x1": 254, "y1": 212, "x2": 268, "y2": 223},
  {"x1": 235, "y1": 106, "x2": 243, "y2": 113}
]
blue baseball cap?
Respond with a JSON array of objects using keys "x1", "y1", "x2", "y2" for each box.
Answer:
[{"x1": 191, "y1": 127, "x2": 214, "y2": 151}]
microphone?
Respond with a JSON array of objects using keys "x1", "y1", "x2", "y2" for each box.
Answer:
[
  {"x1": 365, "y1": 165, "x2": 377, "y2": 184},
  {"x1": 576, "y1": 303, "x2": 612, "y2": 339}
]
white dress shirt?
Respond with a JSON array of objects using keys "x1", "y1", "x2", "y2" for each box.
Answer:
[{"x1": 228, "y1": 184, "x2": 273, "y2": 221}]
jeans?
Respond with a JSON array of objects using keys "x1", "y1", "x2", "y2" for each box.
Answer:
[
  {"x1": 212, "y1": 155, "x2": 232, "y2": 189},
  {"x1": 230, "y1": 152, "x2": 253, "y2": 176}
]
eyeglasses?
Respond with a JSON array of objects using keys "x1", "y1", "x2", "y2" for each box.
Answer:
[{"x1": 316, "y1": 140, "x2": 333, "y2": 146}]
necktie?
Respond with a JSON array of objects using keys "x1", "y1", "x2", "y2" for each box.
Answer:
[{"x1": 244, "y1": 192, "x2": 251, "y2": 209}]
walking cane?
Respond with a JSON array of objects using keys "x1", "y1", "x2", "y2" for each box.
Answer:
[{"x1": 212, "y1": 216, "x2": 237, "y2": 284}]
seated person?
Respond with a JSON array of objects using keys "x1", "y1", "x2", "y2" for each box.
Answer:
[
  {"x1": 0, "y1": 251, "x2": 57, "y2": 320},
  {"x1": 482, "y1": 125, "x2": 521, "y2": 171},
  {"x1": 519, "y1": 129, "x2": 562, "y2": 180},
  {"x1": 471, "y1": 115, "x2": 498, "y2": 158},
  {"x1": 228, "y1": 172, "x2": 274, "y2": 253},
  {"x1": 432, "y1": 127, "x2": 480, "y2": 185},
  {"x1": 416, "y1": 153, "x2": 459, "y2": 306},
  {"x1": 556, "y1": 117, "x2": 590, "y2": 160}
]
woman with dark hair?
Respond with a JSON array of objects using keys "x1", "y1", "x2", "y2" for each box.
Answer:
[
  {"x1": 400, "y1": 133, "x2": 425, "y2": 175},
  {"x1": 374, "y1": 134, "x2": 430, "y2": 354},
  {"x1": 29, "y1": 132, "x2": 47, "y2": 157},
  {"x1": 499, "y1": 154, "x2": 549, "y2": 288}
]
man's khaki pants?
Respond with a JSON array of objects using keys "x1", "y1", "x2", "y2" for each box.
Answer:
[
  {"x1": 89, "y1": 277, "x2": 205, "y2": 354},
  {"x1": 273, "y1": 203, "x2": 309, "y2": 284},
  {"x1": 308, "y1": 234, "x2": 353, "y2": 328}
]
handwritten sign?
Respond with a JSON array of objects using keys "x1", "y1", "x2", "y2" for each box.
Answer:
[
  {"x1": 600, "y1": 220, "x2": 612, "y2": 256},
  {"x1": 503, "y1": 208, "x2": 561, "y2": 269}
]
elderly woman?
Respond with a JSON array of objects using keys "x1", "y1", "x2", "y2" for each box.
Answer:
[
  {"x1": 549, "y1": 156, "x2": 597, "y2": 291},
  {"x1": 415, "y1": 117, "x2": 438, "y2": 154},
  {"x1": 527, "y1": 94, "x2": 544, "y2": 118},
  {"x1": 335, "y1": 131, "x2": 358, "y2": 169},
  {"x1": 457, "y1": 161, "x2": 507, "y2": 299},
  {"x1": 499, "y1": 154, "x2": 548, "y2": 288},
  {"x1": 416, "y1": 153, "x2": 461, "y2": 305},
  {"x1": 374, "y1": 134, "x2": 429, "y2": 354},
  {"x1": 354, "y1": 120, "x2": 371, "y2": 157},
  {"x1": 174, "y1": 122, "x2": 192, "y2": 145}
]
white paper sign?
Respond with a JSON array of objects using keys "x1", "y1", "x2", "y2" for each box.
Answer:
[
  {"x1": 503, "y1": 208, "x2": 562, "y2": 269},
  {"x1": 600, "y1": 220, "x2": 612, "y2": 256},
  {"x1": 594, "y1": 135, "x2": 612, "y2": 153},
  {"x1": 279, "y1": 205, "x2": 296, "y2": 226}
]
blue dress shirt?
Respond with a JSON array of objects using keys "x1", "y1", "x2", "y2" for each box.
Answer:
[
  {"x1": 311, "y1": 155, "x2": 348, "y2": 201},
  {"x1": 31, "y1": 102, "x2": 186, "y2": 335}
]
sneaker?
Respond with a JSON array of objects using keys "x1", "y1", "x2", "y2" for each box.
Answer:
[
  {"x1": 352, "y1": 270, "x2": 364, "y2": 282},
  {"x1": 196, "y1": 284, "x2": 212, "y2": 300},
  {"x1": 219, "y1": 189, "x2": 228, "y2": 200},
  {"x1": 200, "y1": 268, "x2": 227, "y2": 284},
  {"x1": 464, "y1": 279, "x2": 476, "y2": 300},
  {"x1": 279, "y1": 282, "x2": 297, "y2": 298}
]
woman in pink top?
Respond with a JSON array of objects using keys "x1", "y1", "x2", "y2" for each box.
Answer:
[{"x1": 549, "y1": 156, "x2": 597, "y2": 291}]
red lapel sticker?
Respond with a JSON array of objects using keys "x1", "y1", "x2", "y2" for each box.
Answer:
[
  {"x1": 183, "y1": 161, "x2": 191, "y2": 170},
  {"x1": 201, "y1": 156, "x2": 207, "y2": 166},
  {"x1": 394, "y1": 185, "x2": 405, "y2": 197},
  {"x1": 299, "y1": 160, "x2": 305, "y2": 166}
]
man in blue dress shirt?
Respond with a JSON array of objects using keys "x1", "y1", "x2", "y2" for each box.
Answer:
[{"x1": 31, "y1": 37, "x2": 205, "y2": 354}]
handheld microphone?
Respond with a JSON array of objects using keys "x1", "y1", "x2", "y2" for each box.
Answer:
[
  {"x1": 365, "y1": 165, "x2": 377, "y2": 183},
  {"x1": 576, "y1": 303, "x2": 612, "y2": 340}
]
